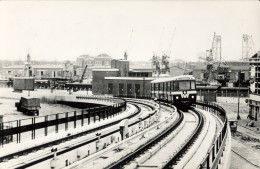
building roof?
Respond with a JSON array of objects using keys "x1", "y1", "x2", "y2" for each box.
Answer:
[
  {"x1": 13, "y1": 77, "x2": 35, "y2": 79},
  {"x1": 151, "y1": 75, "x2": 195, "y2": 83},
  {"x1": 92, "y1": 68, "x2": 119, "y2": 71},
  {"x1": 250, "y1": 51, "x2": 260, "y2": 58},
  {"x1": 129, "y1": 63, "x2": 153, "y2": 69},
  {"x1": 89, "y1": 65, "x2": 112, "y2": 69},
  {"x1": 230, "y1": 65, "x2": 250, "y2": 71},
  {"x1": 105, "y1": 77, "x2": 155, "y2": 80},
  {"x1": 193, "y1": 65, "x2": 207, "y2": 70},
  {"x1": 78, "y1": 55, "x2": 90, "y2": 58},
  {"x1": 129, "y1": 69, "x2": 153, "y2": 73},
  {"x1": 96, "y1": 53, "x2": 112, "y2": 58},
  {"x1": 3, "y1": 65, "x2": 64, "y2": 69}
]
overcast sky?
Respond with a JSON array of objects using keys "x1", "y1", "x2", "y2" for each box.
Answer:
[{"x1": 0, "y1": 1, "x2": 259, "y2": 62}]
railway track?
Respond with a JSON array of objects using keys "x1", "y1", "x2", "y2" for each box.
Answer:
[
  {"x1": 0, "y1": 104, "x2": 139, "y2": 163},
  {"x1": 1, "y1": 100, "x2": 230, "y2": 169},
  {"x1": 161, "y1": 108, "x2": 204, "y2": 169},
  {"x1": 66, "y1": 101, "x2": 229, "y2": 169},
  {"x1": 64, "y1": 102, "x2": 179, "y2": 169},
  {"x1": 103, "y1": 107, "x2": 204, "y2": 169},
  {"x1": 0, "y1": 100, "x2": 159, "y2": 169}
]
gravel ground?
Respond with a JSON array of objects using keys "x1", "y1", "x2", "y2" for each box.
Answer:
[
  {"x1": 0, "y1": 88, "x2": 85, "y2": 122},
  {"x1": 231, "y1": 151, "x2": 259, "y2": 169},
  {"x1": 0, "y1": 98, "x2": 81, "y2": 122},
  {"x1": 217, "y1": 99, "x2": 260, "y2": 169}
]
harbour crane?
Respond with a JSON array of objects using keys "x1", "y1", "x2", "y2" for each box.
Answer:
[
  {"x1": 79, "y1": 64, "x2": 88, "y2": 83},
  {"x1": 152, "y1": 28, "x2": 175, "y2": 76},
  {"x1": 152, "y1": 52, "x2": 161, "y2": 76},
  {"x1": 242, "y1": 34, "x2": 256, "y2": 60},
  {"x1": 200, "y1": 33, "x2": 230, "y2": 85},
  {"x1": 124, "y1": 29, "x2": 134, "y2": 60},
  {"x1": 160, "y1": 28, "x2": 175, "y2": 74}
]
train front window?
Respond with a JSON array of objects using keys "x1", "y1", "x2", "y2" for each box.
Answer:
[
  {"x1": 174, "y1": 82, "x2": 179, "y2": 90},
  {"x1": 179, "y1": 81, "x2": 190, "y2": 90},
  {"x1": 191, "y1": 81, "x2": 195, "y2": 89}
]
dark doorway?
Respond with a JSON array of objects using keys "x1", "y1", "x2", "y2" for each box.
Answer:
[
  {"x1": 127, "y1": 84, "x2": 132, "y2": 96},
  {"x1": 108, "y1": 83, "x2": 113, "y2": 94},
  {"x1": 135, "y1": 84, "x2": 140, "y2": 96},
  {"x1": 119, "y1": 83, "x2": 124, "y2": 95}
]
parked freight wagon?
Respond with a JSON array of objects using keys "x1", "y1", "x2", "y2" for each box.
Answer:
[
  {"x1": 13, "y1": 77, "x2": 35, "y2": 92},
  {"x1": 15, "y1": 97, "x2": 41, "y2": 116}
]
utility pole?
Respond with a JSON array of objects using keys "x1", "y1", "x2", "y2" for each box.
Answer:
[{"x1": 237, "y1": 71, "x2": 241, "y2": 120}]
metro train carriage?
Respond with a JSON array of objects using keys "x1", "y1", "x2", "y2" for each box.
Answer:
[{"x1": 150, "y1": 75, "x2": 197, "y2": 110}]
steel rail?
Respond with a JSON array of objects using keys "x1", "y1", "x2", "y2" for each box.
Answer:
[
  {"x1": 195, "y1": 101, "x2": 229, "y2": 169},
  {"x1": 0, "y1": 104, "x2": 139, "y2": 163},
  {"x1": 161, "y1": 107, "x2": 204, "y2": 169},
  {"x1": 106, "y1": 103, "x2": 183, "y2": 169},
  {"x1": 6, "y1": 101, "x2": 157, "y2": 169}
]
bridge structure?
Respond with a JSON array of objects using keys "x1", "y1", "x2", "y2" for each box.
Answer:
[{"x1": 0, "y1": 95, "x2": 231, "y2": 169}]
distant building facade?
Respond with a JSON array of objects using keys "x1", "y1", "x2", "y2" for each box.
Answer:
[
  {"x1": 76, "y1": 54, "x2": 112, "y2": 68},
  {"x1": 191, "y1": 62, "x2": 250, "y2": 86},
  {"x1": 76, "y1": 55, "x2": 94, "y2": 68},
  {"x1": 169, "y1": 66, "x2": 192, "y2": 77},
  {"x1": 75, "y1": 54, "x2": 113, "y2": 82},
  {"x1": 248, "y1": 51, "x2": 260, "y2": 120},
  {"x1": 0, "y1": 65, "x2": 64, "y2": 79},
  {"x1": 92, "y1": 59, "x2": 154, "y2": 95}
]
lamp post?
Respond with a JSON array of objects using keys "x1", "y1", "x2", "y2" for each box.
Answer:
[{"x1": 237, "y1": 71, "x2": 241, "y2": 120}]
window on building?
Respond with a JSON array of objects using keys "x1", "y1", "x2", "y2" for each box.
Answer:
[{"x1": 7, "y1": 71, "x2": 12, "y2": 74}]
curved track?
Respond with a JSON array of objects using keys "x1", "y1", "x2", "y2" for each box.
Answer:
[
  {"x1": 105, "y1": 107, "x2": 204, "y2": 169},
  {"x1": 103, "y1": 103, "x2": 184, "y2": 169},
  {"x1": 161, "y1": 108, "x2": 204, "y2": 169},
  {"x1": 0, "y1": 101, "x2": 158, "y2": 169}
]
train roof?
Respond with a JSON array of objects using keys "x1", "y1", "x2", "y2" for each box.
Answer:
[
  {"x1": 196, "y1": 85, "x2": 220, "y2": 90},
  {"x1": 151, "y1": 75, "x2": 195, "y2": 83},
  {"x1": 221, "y1": 87, "x2": 249, "y2": 90}
]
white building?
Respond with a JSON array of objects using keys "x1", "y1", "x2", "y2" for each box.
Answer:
[{"x1": 248, "y1": 51, "x2": 260, "y2": 120}]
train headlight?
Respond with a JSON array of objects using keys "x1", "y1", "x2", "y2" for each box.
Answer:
[
  {"x1": 191, "y1": 95, "x2": 194, "y2": 98},
  {"x1": 176, "y1": 96, "x2": 179, "y2": 99}
]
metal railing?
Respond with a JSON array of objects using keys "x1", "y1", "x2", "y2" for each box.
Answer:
[
  {"x1": 0, "y1": 97, "x2": 126, "y2": 147},
  {"x1": 114, "y1": 94, "x2": 152, "y2": 100},
  {"x1": 195, "y1": 101, "x2": 228, "y2": 169}
]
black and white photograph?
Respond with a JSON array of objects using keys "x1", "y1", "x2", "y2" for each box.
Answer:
[{"x1": 0, "y1": 1, "x2": 259, "y2": 169}]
